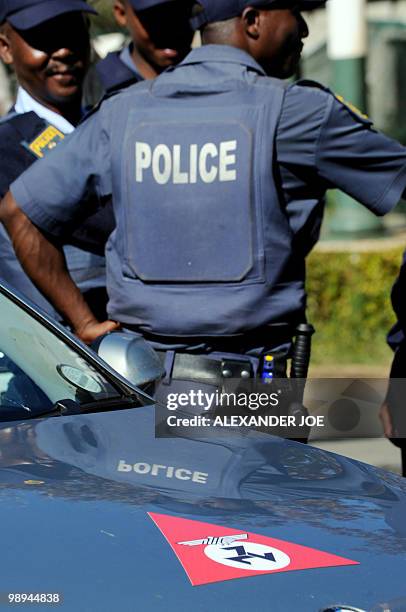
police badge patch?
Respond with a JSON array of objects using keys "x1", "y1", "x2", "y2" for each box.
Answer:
[
  {"x1": 334, "y1": 94, "x2": 371, "y2": 124},
  {"x1": 23, "y1": 124, "x2": 65, "y2": 159}
]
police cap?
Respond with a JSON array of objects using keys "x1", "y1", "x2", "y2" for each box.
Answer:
[
  {"x1": 0, "y1": 0, "x2": 97, "y2": 30},
  {"x1": 129, "y1": 0, "x2": 181, "y2": 10},
  {"x1": 191, "y1": 0, "x2": 326, "y2": 30}
]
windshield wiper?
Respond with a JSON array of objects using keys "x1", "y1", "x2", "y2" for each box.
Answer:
[
  {"x1": 0, "y1": 392, "x2": 153, "y2": 423},
  {"x1": 49, "y1": 395, "x2": 147, "y2": 417}
]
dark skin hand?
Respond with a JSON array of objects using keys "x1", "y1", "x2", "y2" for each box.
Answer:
[{"x1": 0, "y1": 192, "x2": 120, "y2": 344}]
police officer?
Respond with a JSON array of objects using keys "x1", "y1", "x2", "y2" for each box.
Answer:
[
  {"x1": 380, "y1": 251, "x2": 406, "y2": 476},
  {"x1": 0, "y1": 0, "x2": 113, "y2": 321},
  {"x1": 1, "y1": 0, "x2": 406, "y2": 399},
  {"x1": 94, "y1": 0, "x2": 194, "y2": 95}
]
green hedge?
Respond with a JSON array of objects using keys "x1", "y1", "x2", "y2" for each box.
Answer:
[
  {"x1": 306, "y1": 247, "x2": 404, "y2": 365},
  {"x1": 89, "y1": 0, "x2": 121, "y2": 36}
]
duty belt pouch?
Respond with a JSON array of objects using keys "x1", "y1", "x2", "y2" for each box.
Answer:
[
  {"x1": 215, "y1": 356, "x2": 289, "y2": 420},
  {"x1": 219, "y1": 358, "x2": 252, "y2": 402}
]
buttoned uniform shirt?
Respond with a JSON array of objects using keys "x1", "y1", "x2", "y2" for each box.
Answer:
[
  {"x1": 14, "y1": 87, "x2": 77, "y2": 134},
  {"x1": 120, "y1": 44, "x2": 143, "y2": 77},
  {"x1": 0, "y1": 87, "x2": 106, "y2": 318},
  {"x1": 10, "y1": 45, "x2": 406, "y2": 348}
]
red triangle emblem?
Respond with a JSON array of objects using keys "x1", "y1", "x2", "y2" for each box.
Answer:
[{"x1": 148, "y1": 512, "x2": 359, "y2": 586}]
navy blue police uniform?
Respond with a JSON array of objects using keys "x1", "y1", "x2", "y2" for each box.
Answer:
[
  {"x1": 385, "y1": 250, "x2": 406, "y2": 474},
  {"x1": 0, "y1": 110, "x2": 113, "y2": 321},
  {"x1": 8, "y1": 3, "x2": 406, "y2": 400},
  {"x1": 95, "y1": 44, "x2": 143, "y2": 95},
  {"x1": 0, "y1": 0, "x2": 114, "y2": 321},
  {"x1": 95, "y1": 0, "x2": 180, "y2": 95},
  {"x1": 387, "y1": 251, "x2": 406, "y2": 352}
]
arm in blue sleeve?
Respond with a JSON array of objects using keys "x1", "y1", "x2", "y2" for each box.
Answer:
[
  {"x1": 276, "y1": 83, "x2": 406, "y2": 219},
  {"x1": 316, "y1": 95, "x2": 406, "y2": 215},
  {"x1": 10, "y1": 106, "x2": 113, "y2": 237}
]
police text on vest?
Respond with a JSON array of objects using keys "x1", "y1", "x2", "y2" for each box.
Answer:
[{"x1": 135, "y1": 141, "x2": 237, "y2": 184}]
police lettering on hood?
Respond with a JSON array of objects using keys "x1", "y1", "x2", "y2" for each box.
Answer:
[
  {"x1": 1, "y1": 0, "x2": 406, "y2": 360},
  {"x1": 8, "y1": 408, "x2": 396, "y2": 507}
]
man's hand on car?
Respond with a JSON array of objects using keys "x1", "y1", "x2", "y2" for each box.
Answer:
[{"x1": 75, "y1": 318, "x2": 121, "y2": 345}]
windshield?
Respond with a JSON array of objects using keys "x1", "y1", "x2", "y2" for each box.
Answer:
[{"x1": 0, "y1": 290, "x2": 123, "y2": 420}]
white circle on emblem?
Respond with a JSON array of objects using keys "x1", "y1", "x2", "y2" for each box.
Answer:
[{"x1": 204, "y1": 542, "x2": 291, "y2": 571}]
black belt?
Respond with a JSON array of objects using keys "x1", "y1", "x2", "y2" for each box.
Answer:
[
  {"x1": 122, "y1": 323, "x2": 296, "y2": 354},
  {"x1": 156, "y1": 352, "x2": 254, "y2": 384}
]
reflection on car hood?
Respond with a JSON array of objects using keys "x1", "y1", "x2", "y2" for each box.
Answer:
[{"x1": 0, "y1": 406, "x2": 405, "y2": 611}]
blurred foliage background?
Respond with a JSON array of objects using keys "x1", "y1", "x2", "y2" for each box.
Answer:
[
  {"x1": 307, "y1": 247, "x2": 403, "y2": 365},
  {"x1": 89, "y1": 0, "x2": 120, "y2": 35}
]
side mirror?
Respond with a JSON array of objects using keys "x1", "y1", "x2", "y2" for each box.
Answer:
[{"x1": 92, "y1": 332, "x2": 165, "y2": 390}]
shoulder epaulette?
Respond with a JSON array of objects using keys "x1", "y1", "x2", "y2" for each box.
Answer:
[
  {"x1": 294, "y1": 79, "x2": 371, "y2": 123},
  {"x1": 294, "y1": 79, "x2": 330, "y2": 92}
]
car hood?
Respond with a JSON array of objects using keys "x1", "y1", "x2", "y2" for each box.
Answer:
[{"x1": 1, "y1": 406, "x2": 405, "y2": 611}]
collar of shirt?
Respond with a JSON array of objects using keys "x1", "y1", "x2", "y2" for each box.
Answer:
[
  {"x1": 177, "y1": 44, "x2": 267, "y2": 77},
  {"x1": 119, "y1": 43, "x2": 144, "y2": 81},
  {"x1": 14, "y1": 87, "x2": 75, "y2": 135}
]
